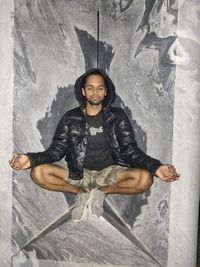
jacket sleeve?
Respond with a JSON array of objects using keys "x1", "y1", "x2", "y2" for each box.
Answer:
[
  {"x1": 117, "y1": 111, "x2": 162, "y2": 174},
  {"x1": 27, "y1": 115, "x2": 69, "y2": 167}
]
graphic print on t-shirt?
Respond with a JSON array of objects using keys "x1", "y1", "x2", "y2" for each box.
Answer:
[
  {"x1": 89, "y1": 126, "x2": 103, "y2": 136},
  {"x1": 83, "y1": 111, "x2": 116, "y2": 170}
]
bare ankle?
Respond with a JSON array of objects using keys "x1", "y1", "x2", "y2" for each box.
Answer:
[
  {"x1": 99, "y1": 184, "x2": 118, "y2": 194},
  {"x1": 76, "y1": 187, "x2": 87, "y2": 194}
]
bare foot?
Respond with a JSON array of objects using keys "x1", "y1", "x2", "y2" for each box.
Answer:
[
  {"x1": 99, "y1": 184, "x2": 118, "y2": 194},
  {"x1": 77, "y1": 187, "x2": 88, "y2": 194}
]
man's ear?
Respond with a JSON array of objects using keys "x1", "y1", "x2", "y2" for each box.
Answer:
[{"x1": 82, "y1": 88, "x2": 85, "y2": 96}]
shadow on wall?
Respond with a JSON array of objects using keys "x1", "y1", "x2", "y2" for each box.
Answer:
[
  {"x1": 37, "y1": 84, "x2": 151, "y2": 227},
  {"x1": 35, "y1": 22, "x2": 154, "y2": 228}
]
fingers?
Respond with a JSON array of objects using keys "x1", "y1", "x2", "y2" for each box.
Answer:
[
  {"x1": 161, "y1": 164, "x2": 180, "y2": 182},
  {"x1": 9, "y1": 153, "x2": 18, "y2": 166},
  {"x1": 163, "y1": 174, "x2": 180, "y2": 182},
  {"x1": 9, "y1": 153, "x2": 22, "y2": 170},
  {"x1": 9, "y1": 153, "x2": 18, "y2": 164},
  {"x1": 168, "y1": 165, "x2": 180, "y2": 178}
]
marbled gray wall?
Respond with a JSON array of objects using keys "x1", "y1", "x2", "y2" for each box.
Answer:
[
  {"x1": 167, "y1": 1, "x2": 200, "y2": 266},
  {"x1": 0, "y1": 0, "x2": 198, "y2": 266},
  {"x1": 0, "y1": 1, "x2": 14, "y2": 266},
  {"x1": 12, "y1": 1, "x2": 174, "y2": 266}
]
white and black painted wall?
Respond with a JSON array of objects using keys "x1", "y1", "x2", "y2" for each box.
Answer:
[{"x1": 0, "y1": 1, "x2": 199, "y2": 267}]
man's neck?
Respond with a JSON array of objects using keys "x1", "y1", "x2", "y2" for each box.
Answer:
[{"x1": 86, "y1": 103, "x2": 103, "y2": 116}]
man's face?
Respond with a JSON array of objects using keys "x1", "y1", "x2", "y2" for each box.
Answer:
[{"x1": 82, "y1": 74, "x2": 107, "y2": 106}]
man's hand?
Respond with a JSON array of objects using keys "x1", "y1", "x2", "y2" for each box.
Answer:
[
  {"x1": 155, "y1": 164, "x2": 180, "y2": 182},
  {"x1": 9, "y1": 153, "x2": 31, "y2": 170}
]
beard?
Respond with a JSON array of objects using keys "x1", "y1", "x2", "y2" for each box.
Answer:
[{"x1": 87, "y1": 96, "x2": 104, "y2": 105}]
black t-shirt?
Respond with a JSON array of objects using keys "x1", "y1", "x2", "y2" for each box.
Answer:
[{"x1": 83, "y1": 111, "x2": 116, "y2": 170}]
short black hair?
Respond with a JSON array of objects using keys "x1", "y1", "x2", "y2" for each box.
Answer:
[{"x1": 82, "y1": 70, "x2": 106, "y2": 88}]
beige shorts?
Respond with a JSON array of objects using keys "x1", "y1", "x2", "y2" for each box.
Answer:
[{"x1": 56, "y1": 161, "x2": 127, "y2": 189}]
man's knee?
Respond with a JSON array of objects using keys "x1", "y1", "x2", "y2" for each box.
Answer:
[
  {"x1": 139, "y1": 170, "x2": 153, "y2": 191},
  {"x1": 31, "y1": 165, "x2": 48, "y2": 187}
]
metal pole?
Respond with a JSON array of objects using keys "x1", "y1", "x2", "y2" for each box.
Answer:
[{"x1": 97, "y1": 10, "x2": 100, "y2": 68}]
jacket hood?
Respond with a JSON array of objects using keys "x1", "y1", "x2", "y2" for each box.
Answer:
[{"x1": 74, "y1": 68, "x2": 116, "y2": 108}]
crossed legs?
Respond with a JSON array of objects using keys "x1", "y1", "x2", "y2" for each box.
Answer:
[
  {"x1": 31, "y1": 164, "x2": 84, "y2": 194},
  {"x1": 31, "y1": 164, "x2": 153, "y2": 194},
  {"x1": 100, "y1": 168, "x2": 153, "y2": 194}
]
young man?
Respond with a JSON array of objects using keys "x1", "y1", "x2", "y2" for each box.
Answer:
[{"x1": 9, "y1": 69, "x2": 180, "y2": 221}]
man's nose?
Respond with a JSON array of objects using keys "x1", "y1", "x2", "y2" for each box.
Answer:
[{"x1": 92, "y1": 88, "x2": 99, "y2": 95}]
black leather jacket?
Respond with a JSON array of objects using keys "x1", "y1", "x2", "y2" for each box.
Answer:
[
  {"x1": 27, "y1": 69, "x2": 162, "y2": 180},
  {"x1": 27, "y1": 106, "x2": 161, "y2": 180}
]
